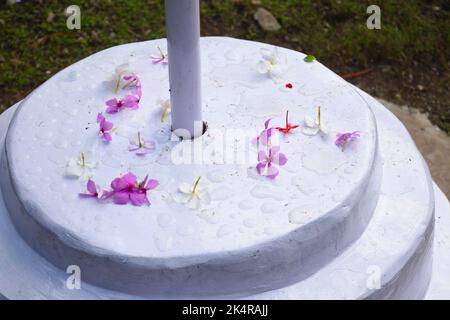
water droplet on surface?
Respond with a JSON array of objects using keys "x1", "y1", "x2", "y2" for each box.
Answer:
[
  {"x1": 217, "y1": 224, "x2": 233, "y2": 238},
  {"x1": 157, "y1": 213, "x2": 176, "y2": 228}
]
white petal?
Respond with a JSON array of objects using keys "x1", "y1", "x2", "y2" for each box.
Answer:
[
  {"x1": 198, "y1": 190, "x2": 211, "y2": 205},
  {"x1": 64, "y1": 161, "x2": 83, "y2": 178},
  {"x1": 260, "y1": 48, "x2": 273, "y2": 60},
  {"x1": 173, "y1": 192, "x2": 191, "y2": 204},
  {"x1": 187, "y1": 197, "x2": 200, "y2": 210},
  {"x1": 305, "y1": 115, "x2": 317, "y2": 128},
  {"x1": 319, "y1": 124, "x2": 329, "y2": 134},
  {"x1": 256, "y1": 61, "x2": 269, "y2": 74},
  {"x1": 302, "y1": 126, "x2": 320, "y2": 136},
  {"x1": 269, "y1": 64, "x2": 287, "y2": 80},
  {"x1": 179, "y1": 183, "x2": 192, "y2": 194}
]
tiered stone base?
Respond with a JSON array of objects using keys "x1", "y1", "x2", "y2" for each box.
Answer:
[
  {"x1": 0, "y1": 38, "x2": 449, "y2": 299},
  {"x1": 1, "y1": 92, "x2": 449, "y2": 299}
]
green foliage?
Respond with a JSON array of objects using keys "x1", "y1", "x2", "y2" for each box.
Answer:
[{"x1": 0, "y1": 0, "x2": 448, "y2": 119}]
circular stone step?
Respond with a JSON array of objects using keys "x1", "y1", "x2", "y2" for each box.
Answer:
[
  {"x1": 0, "y1": 38, "x2": 380, "y2": 297},
  {"x1": 0, "y1": 89, "x2": 447, "y2": 300}
]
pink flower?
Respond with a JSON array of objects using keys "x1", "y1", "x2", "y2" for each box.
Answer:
[
  {"x1": 102, "y1": 173, "x2": 159, "y2": 206},
  {"x1": 79, "y1": 179, "x2": 101, "y2": 198},
  {"x1": 256, "y1": 146, "x2": 288, "y2": 179},
  {"x1": 97, "y1": 113, "x2": 113, "y2": 142},
  {"x1": 252, "y1": 118, "x2": 276, "y2": 146},
  {"x1": 105, "y1": 94, "x2": 140, "y2": 114},
  {"x1": 335, "y1": 131, "x2": 360, "y2": 150},
  {"x1": 151, "y1": 47, "x2": 168, "y2": 64},
  {"x1": 128, "y1": 132, "x2": 156, "y2": 156},
  {"x1": 106, "y1": 74, "x2": 142, "y2": 114}
]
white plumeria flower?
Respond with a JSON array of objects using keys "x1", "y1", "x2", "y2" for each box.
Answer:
[
  {"x1": 256, "y1": 47, "x2": 287, "y2": 81},
  {"x1": 302, "y1": 106, "x2": 329, "y2": 136},
  {"x1": 64, "y1": 152, "x2": 97, "y2": 179},
  {"x1": 173, "y1": 176, "x2": 211, "y2": 210},
  {"x1": 158, "y1": 98, "x2": 171, "y2": 123}
]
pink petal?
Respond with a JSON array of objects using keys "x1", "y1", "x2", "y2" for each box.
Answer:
[
  {"x1": 264, "y1": 118, "x2": 272, "y2": 130},
  {"x1": 266, "y1": 164, "x2": 279, "y2": 179},
  {"x1": 106, "y1": 105, "x2": 119, "y2": 114},
  {"x1": 102, "y1": 120, "x2": 114, "y2": 131},
  {"x1": 122, "y1": 95, "x2": 139, "y2": 109},
  {"x1": 106, "y1": 98, "x2": 119, "y2": 107},
  {"x1": 111, "y1": 177, "x2": 127, "y2": 191},
  {"x1": 122, "y1": 173, "x2": 137, "y2": 186},
  {"x1": 269, "y1": 146, "x2": 280, "y2": 158},
  {"x1": 129, "y1": 192, "x2": 148, "y2": 206},
  {"x1": 97, "y1": 113, "x2": 105, "y2": 123},
  {"x1": 256, "y1": 162, "x2": 266, "y2": 174},
  {"x1": 145, "y1": 179, "x2": 159, "y2": 190},
  {"x1": 102, "y1": 132, "x2": 112, "y2": 142},
  {"x1": 101, "y1": 190, "x2": 114, "y2": 200},
  {"x1": 86, "y1": 179, "x2": 97, "y2": 195},
  {"x1": 257, "y1": 150, "x2": 268, "y2": 162},
  {"x1": 79, "y1": 192, "x2": 96, "y2": 198},
  {"x1": 113, "y1": 192, "x2": 130, "y2": 205},
  {"x1": 277, "y1": 152, "x2": 288, "y2": 166}
]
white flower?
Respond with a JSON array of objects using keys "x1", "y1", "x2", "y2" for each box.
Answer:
[
  {"x1": 256, "y1": 47, "x2": 287, "y2": 81},
  {"x1": 302, "y1": 106, "x2": 329, "y2": 136},
  {"x1": 64, "y1": 152, "x2": 97, "y2": 179},
  {"x1": 158, "y1": 99, "x2": 171, "y2": 123},
  {"x1": 111, "y1": 63, "x2": 134, "y2": 93},
  {"x1": 173, "y1": 176, "x2": 211, "y2": 210}
]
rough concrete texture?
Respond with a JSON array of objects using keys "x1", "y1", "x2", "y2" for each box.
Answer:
[{"x1": 379, "y1": 99, "x2": 450, "y2": 198}]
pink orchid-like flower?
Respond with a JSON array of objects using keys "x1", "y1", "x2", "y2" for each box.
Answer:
[
  {"x1": 335, "y1": 131, "x2": 360, "y2": 149},
  {"x1": 256, "y1": 146, "x2": 288, "y2": 179},
  {"x1": 151, "y1": 47, "x2": 168, "y2": 64},
  {"x1": 79, "y1": 179, "x2": 101, "y2": 198},
  {"x1": 102, "y1": 173, "x2": 159, "y2": 206},
  {"x1": 97, "y1": 113, "x2": 113, "y2": 142},
  {"x1": 252, "y1": 118, "x2": 276, "y2": 146},
  {"x1": 128, "y1": 132, "x2": 156, "y2": 156}
]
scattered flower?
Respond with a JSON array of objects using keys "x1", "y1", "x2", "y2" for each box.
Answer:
[
  {"x1": 128, "y1": 131, "x2": 156, "y2": 156},
  {"x1": 79, "y1": 179, "x2": 101, "y2": 198},
  {"x1": 302, "y1": 106, "x2": 328, "y2": 136},
  {"x1": 285, "y1": 83, "x2": 293, "y2": 89},
  {"x1": 159, "y1": 99, "x2": 171, "y2": 122},
  {"x1": 277, "y1": 111, "x2": 300, "y2": 134},
  {"x1": 256, "y1": 146, "x2": 288, "y2": 179},
  {"x1": 257, "y1": 47, "x2": 287, "y2": 81},
  {"x1": 151, "y1": 47, "x2": 168, "y2": 64},
  {"x1": 112, "y1": 63, "x2": 133, "y2": 93},
  {"x1": 252, "y1": 118, "x2": 276, "y2": 146},
  {"x1": 97, "y1": 113, "x2": 113, "y2": 142},
  {"x1": 304, "y1": 55, "x2": 316, "y2": 62},
  {"x1": 64, "y1": 152, "x2": 97, "y2": 179},
  {"x1": 105, "y1": 93, "x2": 140, "y2": 114},
  {"x1": 335, "y1": 131, "x2": 360, "y2": 150},
  {"x1": 173, "y1": 176, "x2": 211, "y2": 209},
  {"x1": 106, "y1": 74, "x2": 142, "y2": 114},
  {"x1": 102, "y1": 173, "x2": 159, "y2": 206}
]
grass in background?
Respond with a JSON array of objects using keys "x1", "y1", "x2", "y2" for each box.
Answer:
[{"x1": 0, "y1": 0, "x2": 449, "y2": 131}]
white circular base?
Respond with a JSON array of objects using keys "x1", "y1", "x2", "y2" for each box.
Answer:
[{"x1": 1, "y1": 90, "x2": 449, "y2": 299}]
